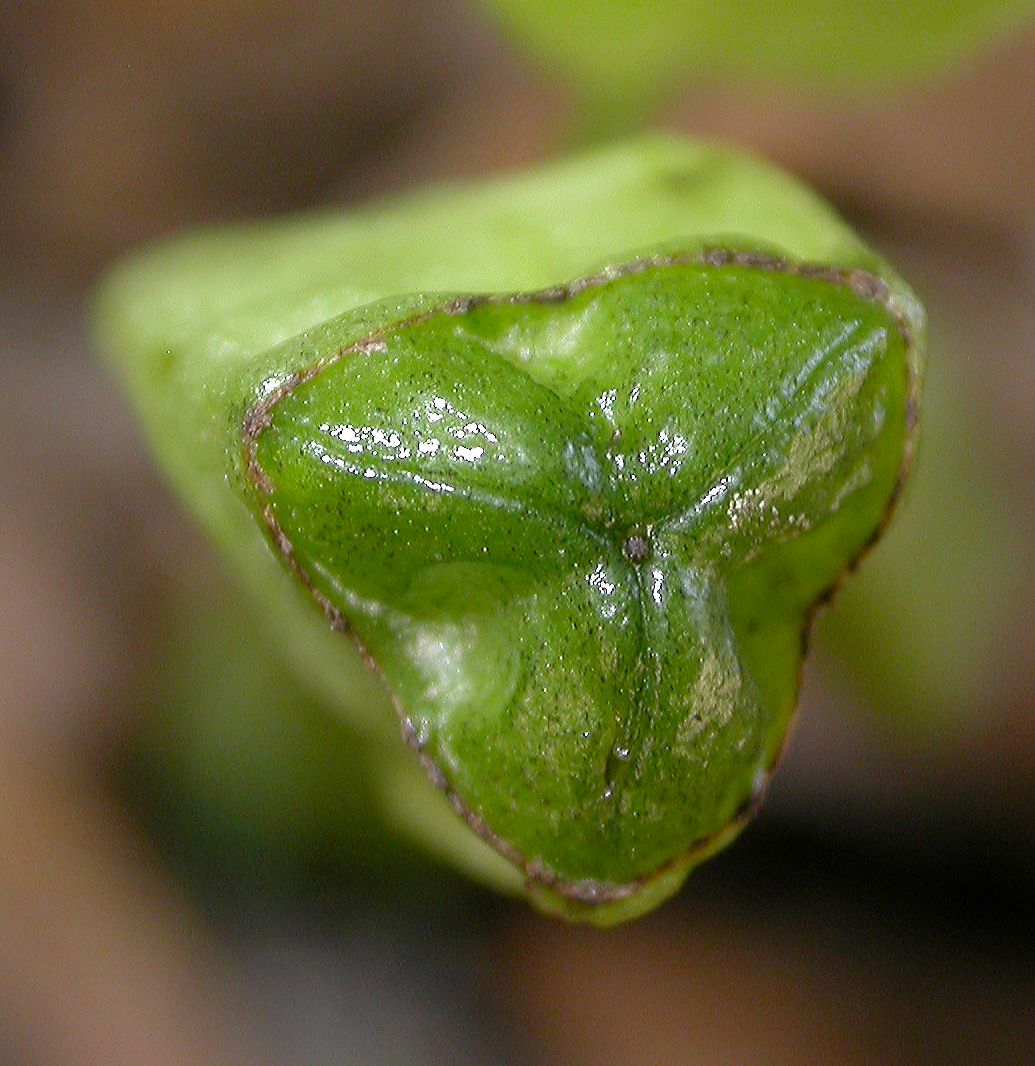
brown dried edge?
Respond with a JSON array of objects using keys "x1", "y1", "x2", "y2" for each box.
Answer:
[{"x1": 242, "y1": 247, "x2": 921, "y2": 910}]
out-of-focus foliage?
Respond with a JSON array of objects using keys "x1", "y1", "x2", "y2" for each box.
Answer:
[
  {"x1": 817, "y1": 347, "x2": 1025, "y2": 731},
  {"x1": 476, "y1": 0, "x2": 1035, "y2": 125},
  {"x1": 126, "y1": 583, "x2": 385, "y2": 886}
]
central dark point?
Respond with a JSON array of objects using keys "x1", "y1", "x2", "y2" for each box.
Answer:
[{"x1": 622, "y1": 532, "x2": 652, "y2": 564}]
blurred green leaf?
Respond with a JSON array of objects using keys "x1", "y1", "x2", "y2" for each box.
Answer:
[
  {"x1": 476, "y1": 0, "x2": 1035, "y2": 129},
  {"x1": 816, "y1": 343, "x2": 1024, "y2": 731}
]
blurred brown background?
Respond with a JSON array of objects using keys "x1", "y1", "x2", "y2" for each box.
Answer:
[{"x1": 2, "y1": 4, "x2": 1035, "y2": 1065}]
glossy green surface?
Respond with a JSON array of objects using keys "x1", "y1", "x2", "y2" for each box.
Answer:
[
  {"x1": 252, "y1": 254, "x2": 910, "y2": 895},
  {"x1": 97, "y1": 136, "x2": 924, "y2": 921}
]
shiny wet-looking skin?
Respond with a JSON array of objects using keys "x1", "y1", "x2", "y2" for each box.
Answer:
[{"x1": 246, "y1": 252, "x2": 913, "y2": 914}]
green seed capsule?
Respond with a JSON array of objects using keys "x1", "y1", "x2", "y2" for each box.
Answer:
[{"x1": 97, "y1": 136, "x2": 924, "y2": 923}]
